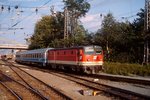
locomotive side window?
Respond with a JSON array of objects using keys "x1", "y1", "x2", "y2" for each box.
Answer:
[{"x1": 94, "y1": 47, "x2": 102, "y2": 54}]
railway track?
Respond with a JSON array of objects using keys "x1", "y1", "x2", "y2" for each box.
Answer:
[
  {"x1": 0, "y1": 80, "x2": 22, "y2": 100},
  {"x1": 1, "y1": 61, "x2": 150, "y2": 99},
  {"x1": 47, "y1": 71, "x2": 150, "y2": 100},
  {"x1": 91, "y1": 73, "x2": 150, "y2": 85},
  {"x1": 0, "y1": 71, "x2": 44, "y2": 100},
  {"x1": 9, "y1": 61, "x2": 150, "y2": 86},
  {"x1": 1, "y1": 61, "x2": 73, "y2": 100},
  {"x1": 2, "y1": 61, "x2": 150, "y2": 86}
]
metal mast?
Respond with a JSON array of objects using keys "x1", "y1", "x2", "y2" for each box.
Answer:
[
  {"x1": 143, "y1": 0, "x2": 150, "y2": 65},
  {"x1": 64, "y1": 8, "x2": 70, "y2": 39}
]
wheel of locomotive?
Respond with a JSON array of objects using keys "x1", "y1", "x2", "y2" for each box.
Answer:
[
  {"x1": 58, "y1": 65, "x2": 65, "y2": 71},
  {"x1": 51, "y1": 64, "x2": 56, "y2": 69}
]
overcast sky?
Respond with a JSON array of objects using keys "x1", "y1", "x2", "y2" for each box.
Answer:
[{"x1": 0, "y1": 0, "x2": 145, "y2": 54}]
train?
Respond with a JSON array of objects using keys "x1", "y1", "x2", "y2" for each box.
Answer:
[
  {"x1": 15, "y1": 45, "x2": 104, "y2": 74},
  {"x1": 0, "y1": 54, "x2": 13, "y2": 60}
]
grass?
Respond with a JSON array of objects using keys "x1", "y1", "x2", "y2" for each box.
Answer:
[{"x1": 103, "y1": 62, "x2": 150, "y2": 76}]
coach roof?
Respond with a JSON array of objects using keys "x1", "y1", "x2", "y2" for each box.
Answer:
[{"x1": 16, "y1": 48, "x2": 53, "y2": 54}]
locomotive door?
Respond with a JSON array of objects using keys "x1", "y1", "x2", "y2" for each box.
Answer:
[
  {"x1": 77, "y1": 49, "x2": 82, "y2": 65},
  {"x1": 75, "y1": 49, "x2": 79, "y2": 65}
]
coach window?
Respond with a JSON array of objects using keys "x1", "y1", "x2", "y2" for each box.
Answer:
[{"x1": 38, "y1": 54, "x2": 40, "y2": 58}]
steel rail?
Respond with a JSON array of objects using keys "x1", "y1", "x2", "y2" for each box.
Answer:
[
  {"x1": 6, "y1": 61, "x2": 73, "y2": 100},
  {"x1": 2, "y1": 62, "x2": 150, "y2": 86},
  {"x1": 91, "y1": 73, "x2": 150, "y2": 85},
  {"x1": 0, "y1": 81, "x2": 23, "y2": 100},
  {"x1": 8, "y1": 61, "x2": 150, "y2": 99},
  {"x1": 50, "y1": 72, "x2": 150, "y2": 100},
  {"x1": 0, "y1": 71, "x2": 48, "y2": 100},
  {"x1": 5, "y1": 62, "x2": 49, "y2": 100}
]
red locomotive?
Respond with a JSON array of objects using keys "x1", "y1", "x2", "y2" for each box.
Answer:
[{"x1": 47, "y1": 45, "x2": 103, "y2": 74}]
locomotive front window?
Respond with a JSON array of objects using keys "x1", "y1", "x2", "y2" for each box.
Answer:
[{"x1": 84, "y1": 47, "x2": 95, "y2": 55}]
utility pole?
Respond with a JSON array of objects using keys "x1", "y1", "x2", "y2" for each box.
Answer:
[
  {"x1": 64, "y1": 8, "x2": 69, "y2": 39},
  {"x1": 143, "y1": 0, "x2": 150, "y2": 65},
  {"x1": 50, "y1": 5, "x2": 55, "y2": 15},
  {"x1": 64, "y1": 8, "x2": 78, "y2": 46}
]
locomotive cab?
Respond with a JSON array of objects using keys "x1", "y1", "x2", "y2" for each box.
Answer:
[{"x1": 80, "y1": 46, "x2": 103, "y2": 74}]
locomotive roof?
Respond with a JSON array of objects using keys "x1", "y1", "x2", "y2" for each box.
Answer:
[
  {"x1": 52, "y1": 45, "x2": 102, "y2": 50},
  {"x1": 16, "y1": 48, "x2": 53, "y2": 54}
]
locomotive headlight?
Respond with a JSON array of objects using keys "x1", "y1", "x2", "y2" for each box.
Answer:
[{"x1": 93, "y1": 56, "x2": 97, "y2": 60}]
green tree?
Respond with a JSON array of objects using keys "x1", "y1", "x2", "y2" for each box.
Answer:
[
  {"x1": 63, "y1": 0, "x2": 90, "y2": 18},
  {"x1": 96, "y1": 13, "x2": 117, "y2": 55},
  {"x1": 29, "y1": 12, "x2": 64, "y2": 49},
  {"x1": 94, "y1": 13, "x2": 133, "y2": 62},
  {"x1": 29, "y1": 12, "x2": 88, "y2": 49},
  {"x1": 62, "y1": 0, "x2": 90, "y2": 47},
  {"x1": 94, "y1": 9, "x2": 145, "y2": 63}
]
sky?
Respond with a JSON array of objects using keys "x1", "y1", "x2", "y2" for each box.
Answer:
[{"x1": 0, "y1": 0, "x2": 145, "y2": 54}]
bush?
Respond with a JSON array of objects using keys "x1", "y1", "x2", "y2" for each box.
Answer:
[{"x1": 103, "y1": 62, "x2": 150, "y2": 76}]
